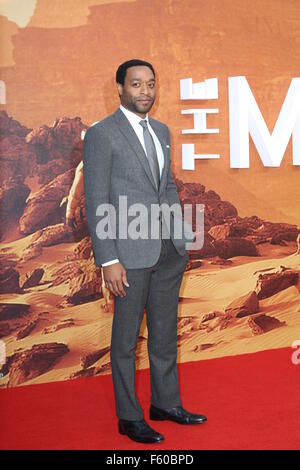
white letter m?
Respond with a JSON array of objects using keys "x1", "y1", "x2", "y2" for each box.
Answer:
[{"x1": 228, "y1": 76, "x2": 300, "y2": 168}]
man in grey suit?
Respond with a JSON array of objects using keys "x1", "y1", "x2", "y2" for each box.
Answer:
[{"x1": 83, "y1": 59, "x2": 207, "y2": 443}]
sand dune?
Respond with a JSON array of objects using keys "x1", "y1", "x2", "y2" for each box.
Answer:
[{"x1": 1, "y1": 236, "x2": 299, "y2": 387}]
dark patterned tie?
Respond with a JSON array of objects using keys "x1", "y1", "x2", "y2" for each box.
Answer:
[{"x1": 139, "y1": 119, "x2": 160, "y2": 190}]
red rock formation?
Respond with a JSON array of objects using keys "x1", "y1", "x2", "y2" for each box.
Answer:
[
  {"x1": 19, "y1": 168, "x2": 75, "y2": 235},
  {"x1": 214, "y1": 237, "x2": 259, "y2": 259},
  {"x1": 0, "y1": 111, "x2": 36, "y2": 185},
  {"x1": 72, "y1": 236, "x2": 92, "y2": 260},
  {"x1": 7, "y1": 342, "x2": 69, "y2": 387},
  {"x1": 255, "y1": 269, "x2": 299, "y2": 299},
  {"x1": 186, "y1": 260, "x2": 202, "y2": 271},
  {"x1": 17, "y1": 318, "x2": 40, "y2": 339},
  {"x1": 208, "y1": 223, "x2": 233, "y2": 240},
  {"x1": 209, "y1": 257, "x2": 233, "y2": 266},
  {"x1": 0, "y1": 136, "x2": 36, "y2": 186},
  {"x1": 0, "y1": 110, "x2": 31, "y2": 139},
  {"x1": 43, "y1": 318, "x2": 75, "y2": 334},
  {"x1": 201, "y1": 312, "x2": 216, "y2": 323},
  {"x1": 0, "y1": 322, "x2": 13, "y2": 338},
  {"x1": 247, "y1": 313, "x2": 285, "y2": 335},
  {"x1": 0, "y1": 266, "x2": 21, "y2": 294},
  {"x1": 193, "y1": 343, "x2": 214, "y2": 352},
  {"x1": 175, "y1": 179, "x2": 299, "y2": 260},
  {"x1": 0, "y1": 176, "x2": 31, "y2": 239},
  {"x1": 225, "y1": 291, "x2": 259, "y2": 318},
  {"x1": 21, "y1": 268, "x2": 44, "y2": 289},
  {"x1": 271, "y1": 228, "x2": 300, "y2": 245},
  {"x1": 26, "y1": 116, "x2": 87, "y2": 183},
  {"x1": 66, "y1": 255, "x2": 102, "y2": 305},
  {"x1": 69, "y1": 362, "x2": 111, "y2": 379},
  {"x1": 23, "y1": 224, "x2": 77, "y2": 262},
  {"x1": 80, "y1": 346, "x2": 110, "y2": 369}
]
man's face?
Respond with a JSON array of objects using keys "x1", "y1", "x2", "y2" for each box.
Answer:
[{"x1": 117, "y1": 65, "x2": 156, "y2": 117}]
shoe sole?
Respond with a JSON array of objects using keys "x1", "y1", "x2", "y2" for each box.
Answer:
[{"x1": 150, "y1": 410, "x2": 207, "y2": 424}]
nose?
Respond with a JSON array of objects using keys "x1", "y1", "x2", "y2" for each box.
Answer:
[{"x1": 140, "y1": 82, "x2": 148, "y2": 93}]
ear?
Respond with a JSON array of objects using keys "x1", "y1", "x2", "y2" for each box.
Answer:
[{"x1": 116, "y1": 83, "x2": 123, "y2": 97}]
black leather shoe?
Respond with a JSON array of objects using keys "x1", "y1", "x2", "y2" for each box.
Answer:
[
  {"x1": 118, "y1": 418, "x2": 164, "y2": 443},
  {"x1": 150, "y1": 404, "x2": 207, "y2": 424}
]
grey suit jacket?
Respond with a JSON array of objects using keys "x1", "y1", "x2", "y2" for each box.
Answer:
[{"x1": 82, "y1": 107, "x2": 193, "y2": 269}]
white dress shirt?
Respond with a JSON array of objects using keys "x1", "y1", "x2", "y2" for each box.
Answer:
[{"x1": 101, "y1": 104, "x2": 165, "y2": 267}]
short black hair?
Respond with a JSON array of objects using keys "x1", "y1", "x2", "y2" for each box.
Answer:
[{"x1": 116, "y1": 59, "x2": 155, "y2": 85}]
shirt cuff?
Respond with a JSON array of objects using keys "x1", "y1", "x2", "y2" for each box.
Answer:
[{"x1": 101, "y1": 259, "x2": 120, "y2": 267}]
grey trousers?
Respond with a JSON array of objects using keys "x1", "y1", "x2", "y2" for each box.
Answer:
[{"x1": 110, "y1": 238, "x2": 189, "y2": 421}]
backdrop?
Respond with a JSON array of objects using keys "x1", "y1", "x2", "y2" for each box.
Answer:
[{"x1": 0, "y1": 0, "x2": 300, "y2": 388}]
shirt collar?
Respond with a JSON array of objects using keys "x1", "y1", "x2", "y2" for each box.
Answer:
[{"x1": 119, "y1": 104, "x2": 149, "y2": 127}]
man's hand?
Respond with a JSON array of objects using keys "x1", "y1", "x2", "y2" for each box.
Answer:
[{"x1": 102, "y1": 262, "x2": 129, "y2": 297}]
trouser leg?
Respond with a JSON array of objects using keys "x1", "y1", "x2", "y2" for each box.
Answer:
[
  {"x1": 145, "y1": 238, "x2": 189, "y2": 409},
  {"x1": 110, "y1": 265, "x2": 151, "y2": 421}
]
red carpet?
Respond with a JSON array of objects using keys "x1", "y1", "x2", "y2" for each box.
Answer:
[{"x1": 0, "y1": 347, "x2": 299, "y2": 450}]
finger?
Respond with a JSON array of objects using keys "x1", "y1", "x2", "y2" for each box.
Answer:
[
  {"x1": 116, "y1": 278, "x2": 126, "y2": 297},
  {"x1": 122, "y1": 271, "x2": 129, "y2": 287},
  {"x1": 107, "y1": 281, "x2": 117, "y2": 296},
  {"x1": 112, "y1": 280, "x2": 123, "y2": 297}
]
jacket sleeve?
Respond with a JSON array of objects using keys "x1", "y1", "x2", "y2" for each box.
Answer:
[
  {"x1": 164, "y1": 126, "x2": 181, "y2": 207},
  {"x1": 82, "y1": 124, "x2": 119, "y2": 266}
]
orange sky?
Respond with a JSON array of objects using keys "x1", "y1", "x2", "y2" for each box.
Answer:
[{"x1": 0, "y1": 0, "x2": 299, "y2": 226}]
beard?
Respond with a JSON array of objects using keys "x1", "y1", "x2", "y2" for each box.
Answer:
[{"x1": 123, "y1": 95, "x2": 155, "y2": 115}]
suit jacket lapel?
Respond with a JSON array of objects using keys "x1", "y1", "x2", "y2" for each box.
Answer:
[
  {"x1": 113, "y1": 108, "x2": 169, "y2": 195},
  {"x1": 113, "y1": 108, "x2": 157, "y2": 191}
]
